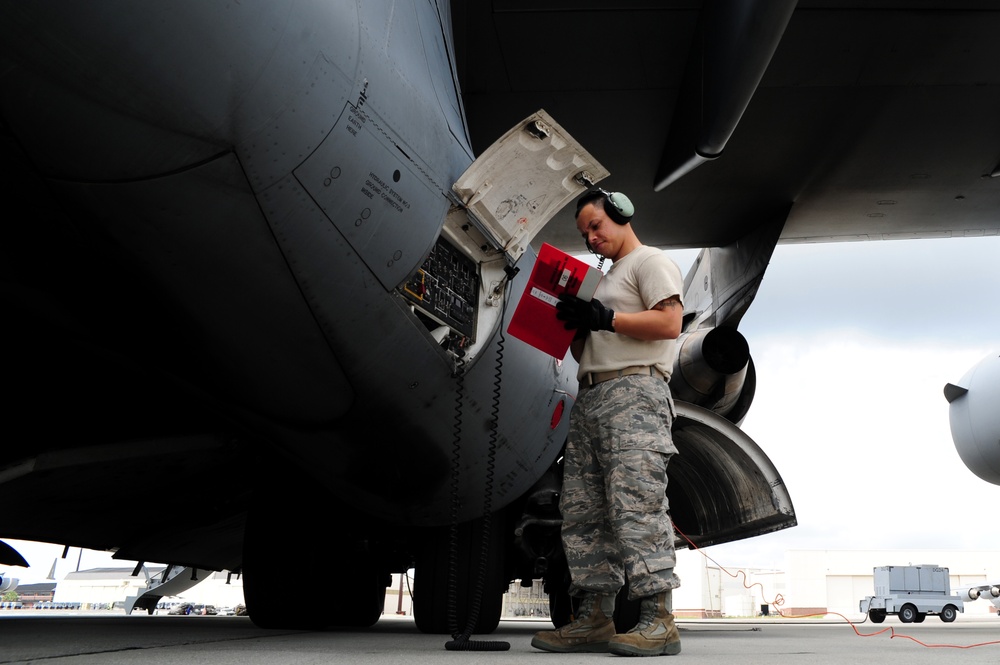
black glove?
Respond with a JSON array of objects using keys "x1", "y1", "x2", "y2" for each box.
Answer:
[{"x1": 556, "y1": 293, "x2": 615, "y2": 332}]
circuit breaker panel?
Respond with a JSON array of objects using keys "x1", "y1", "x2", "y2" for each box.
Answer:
[{"x1": 401, "y1": 235, "x2": 479, "y2": 340}]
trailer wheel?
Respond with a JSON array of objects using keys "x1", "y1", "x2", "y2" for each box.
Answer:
[
  {"x1": 899, "y1": 604, "x2": 918, "y2": 623},
  {"x1": 940, "y1": 605, "x2": 958, "y2": 622},
  {"x1": 868, "y1": 608, "x2": 886, "y2": 623}
]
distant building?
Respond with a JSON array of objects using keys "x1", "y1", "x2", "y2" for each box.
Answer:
[
  {"x1": 8, "y1": 582, "x2": 55, "y2": 608},
  {"x1": 503, "y1": 579, "x2": 550, "y2": 618}
]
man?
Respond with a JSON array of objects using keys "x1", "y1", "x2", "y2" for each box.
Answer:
[{"x1": 531, "y1": 188, "x2": 684, "y2": 657}]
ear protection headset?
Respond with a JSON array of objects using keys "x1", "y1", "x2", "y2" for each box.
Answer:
[
  {"x1": 575, "y1": 188, "x2": 634, "y2": 225},
  {"x1": 576, "y1": 189, "x2": 635, "y2": 265},
  {"x1": 603, "y1": 189, "x2": 635, "y2": 225}
]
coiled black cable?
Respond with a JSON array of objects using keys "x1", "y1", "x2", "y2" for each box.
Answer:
[
  {"x1": 445, "y1": 357, "x2": 465, "y2": 643},
  {"x1": 444, "y1": 282, "x2": 512, "y2": 652}
]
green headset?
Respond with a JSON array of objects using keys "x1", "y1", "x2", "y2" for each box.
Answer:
[
  {"x1": 577, "y1": 189, "x2": 635, "y2": 264},
  {"x1": 576, "y1": 188, "x2": 634, "y2": 226}
]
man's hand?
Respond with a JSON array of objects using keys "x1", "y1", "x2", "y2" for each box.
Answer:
[{"x1": 556, "y1": 293, "x2": 615, "y2": 332}]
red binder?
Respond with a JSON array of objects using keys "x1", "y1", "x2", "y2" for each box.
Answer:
[{"x1": 507, "y1": 243, "x2": 603, "y2": 359}]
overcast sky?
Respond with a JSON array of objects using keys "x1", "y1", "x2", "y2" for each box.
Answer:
[{"x1": 4, "y1": 236, "x2": 999, "y2": 585}]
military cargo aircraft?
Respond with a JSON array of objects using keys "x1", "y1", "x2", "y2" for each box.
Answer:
[{"x1": 1, "y1": 0, "x2": 996, "y2": 634}]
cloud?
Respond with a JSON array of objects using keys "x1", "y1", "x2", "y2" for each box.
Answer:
[{"x1": 738, "y1": 236, "x2": 1000, "y2": 345}]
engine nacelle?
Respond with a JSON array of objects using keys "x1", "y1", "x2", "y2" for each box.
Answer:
[
  {"x1": 0, "y1": 575, "x2": 18, "y2": 593},
  {"x1": 945, "y1": 352, "x2": 1000, "y2": 485},
  {"x1": 670, "y1": 326, "x2": 751, "y2": 419},
  {"x1": 967, "y1": 587, "x2": 982, "y2": 601}
]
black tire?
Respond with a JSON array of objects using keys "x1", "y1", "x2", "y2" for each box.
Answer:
[
  {"x1": 244, "y1": 492, "x2": 327, "y2": 629},
  {"x1": 869, "y1": 609, "x2": 886, "y2": 623},
  {"x1": 324, "y1": 561, "x2": 387, "y2": 627},
  {"x1": 914, "y1": 612, "x2": 926, "y2": 623},
  {"x1": 544, "y1": 567, "x2": 642, "y2": 634},
  {"x1": 413, "y1": 516, "x2": 506, "y2": 635},
  {"x1": 898, "y1": 604, "x2": 918, "y2": 623},
  {"x1": 940, "y1": 605, "x2": 958, "y2": 622},
  {"x1": 548, "y1": 578, "x2": 579, "y2": 628},
  {"x1": 243, "y1": 488, "x2": 387, "y2": 630},
  {"x1": 613, "y1": 586, "x2": 641, "y2": 634},
  {"x1": 543, "y1": 549, "x2": 575, "y2": 628}
]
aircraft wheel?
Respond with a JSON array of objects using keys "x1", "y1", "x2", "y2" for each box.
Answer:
[
  {"x1": 940, "y1": 605, "x2": 958, "y2": 622},
  {"x1": 613, "y1": 586, "x2": 641, "y2": 634},
  {"x1": 548, "y1": 590, "x2": 579, "y2": 628},
  {"x1": 413, "y1": 516, "x2": 505, "y2": 635},
  {"x1": 542, "y1": 565, "x2": 640, "y2": 634},
  {"x1": 243, "y1": 491, "x2": 332, "y2": 630},
  {"x1": 898, "y1": 604, "x2": 918, "y2": 623},
  {"x1": 243, "y1": 486, "x2": 386, "y2": 630},
  {"x1": 321, "y1": 560, "x2": 387, "y2": 628},
  {"x1": 868, "y1": 609, "x2": 886, "y2": 623},
  {"x1": 545, "y1": 560, "x2": 577, "y2": 628},
  {"x1": 913, "y1": 612, "x2": 926, "y2": 623}
]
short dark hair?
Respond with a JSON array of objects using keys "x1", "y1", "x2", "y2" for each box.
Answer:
[{"x1": 575, "y1": 189, "x2": 608, "y2": 218}]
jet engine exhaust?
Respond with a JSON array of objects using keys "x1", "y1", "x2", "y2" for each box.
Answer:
[{"x1": 670, "y1": 326, "x2": 750, "y2": 418}]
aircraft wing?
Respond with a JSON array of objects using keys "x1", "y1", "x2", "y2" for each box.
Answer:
[
  {"x1": 961, "y1": 584, "x2": 1000, "y2": 600},
  {"x1": 453, "y1": 1, "x2": 1000, "y2": 252},
  {"x1": 958, "y1": 583, "x2": 1000, "y2": 605}
]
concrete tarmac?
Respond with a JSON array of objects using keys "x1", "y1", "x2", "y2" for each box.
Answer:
[{"x1": 2, "y1": 611, "x2": 1000, "y2": 664}]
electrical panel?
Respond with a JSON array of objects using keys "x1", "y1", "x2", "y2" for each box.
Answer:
[{"x1": 401, "y1": 236, "x2": 479, "y2": 340}]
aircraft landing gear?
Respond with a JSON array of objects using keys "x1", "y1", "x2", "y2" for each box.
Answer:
[
  {"x1": 242, "y1": 487, "x2": 388, "y2": 630},
  {"x1": 412, "y1": 515, "x2": 506, "y2": 635}
]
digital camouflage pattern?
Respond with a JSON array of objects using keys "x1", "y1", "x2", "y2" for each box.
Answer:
[{"x1": 560, "y1": 374, "x2": 681, "y2": 600}]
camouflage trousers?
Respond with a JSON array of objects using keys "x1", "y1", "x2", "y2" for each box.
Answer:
[{"x1": 561, "y1": 374, "x2": 681, "y2": 600}]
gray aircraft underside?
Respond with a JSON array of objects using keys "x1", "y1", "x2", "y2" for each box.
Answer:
[{"x1": 0, "y1": 0, "x2": 995, "y2": 633}]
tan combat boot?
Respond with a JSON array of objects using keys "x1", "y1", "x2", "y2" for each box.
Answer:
[
  {"x1": 531, "y1": 593, "x2": 617, "y2": 653},
  {"x1": 608, "y1": 591, "x2": 681, "y2": 656}
]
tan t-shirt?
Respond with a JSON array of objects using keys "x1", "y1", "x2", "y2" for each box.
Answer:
[{"x1": 577, "y1": 245, "x2": 683, "y2": 380}]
